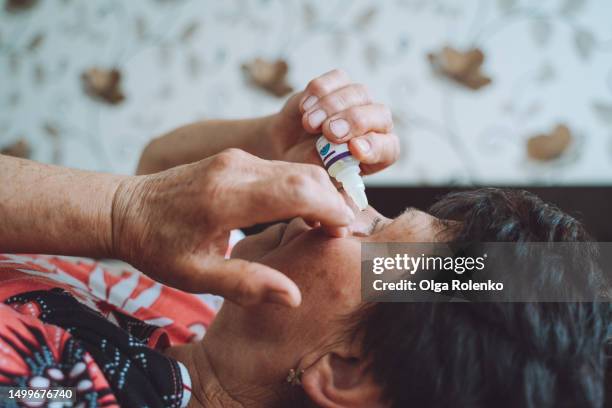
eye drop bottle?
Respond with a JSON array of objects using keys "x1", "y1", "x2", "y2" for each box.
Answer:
[{"x1": 316, "y1": 135, "x2": 368, "y2": 211}]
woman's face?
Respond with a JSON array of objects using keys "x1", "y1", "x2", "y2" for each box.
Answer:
[
  {"x1": 217, "y1": 193, "x2": 442, "y2": 370},
  {"x1": 232, "y1": 197, "x2": 441, "y2": 309}
]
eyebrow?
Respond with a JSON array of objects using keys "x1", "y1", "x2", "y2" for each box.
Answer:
[
  {"x1": 372, "y1": 206, "x2": 418, "y2": 234},
  {"x1": 385, "y1": 206, "x2": 421, "y2": 230},
  {"x1": 400, "y1": 206, "x2": 418, "y2": 217},
  {"x1": 400, "y1": 206, "x2": 418, "y2": 218}
]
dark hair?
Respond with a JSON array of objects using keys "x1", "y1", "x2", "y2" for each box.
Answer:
[{"x1": 351, "y1": 188, "x2": 611, "y2": 408}]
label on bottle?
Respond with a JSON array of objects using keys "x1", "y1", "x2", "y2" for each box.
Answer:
[{"x1": 316, "y1": 136, "x2": 352, "y2": 170}]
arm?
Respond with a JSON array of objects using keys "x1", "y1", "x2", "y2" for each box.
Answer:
[
  {"x1": 136, "y1": 116, "x2": 276, "y2": 175},
  {"x1": 136, "y1": 70, "x2": 399, "y2": 177},
  {"x1": 1, "y1": 151, "x2": 353, "y2": 308},
  {"x1": 0, "y1": 155, "x2": 124, "y2": 257}
]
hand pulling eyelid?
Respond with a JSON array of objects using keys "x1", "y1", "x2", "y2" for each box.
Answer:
[{"x1": 316, "y1": 136, "x2": 368, "y2": 211}]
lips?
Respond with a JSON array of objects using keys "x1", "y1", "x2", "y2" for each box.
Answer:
[
  {"x1": 279, "y1": 218, "x2": 311, "y2": 246},
  {"x1": 261, "y1": 222, "x2": 288, "y2": 247}
]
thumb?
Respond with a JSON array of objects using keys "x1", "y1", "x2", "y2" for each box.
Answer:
[{"x1": 180, "y1": 255, "x2": 302, "y2": 308}]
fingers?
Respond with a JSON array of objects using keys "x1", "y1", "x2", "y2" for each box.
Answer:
[
  {"x1": 299, "y1": 69, "x2": 351, "y2": 113},
  {"x1": 295, "y1": 69, "x2": 400, "y2": 175},
  {"x1": 349, "y1": 132, "x2": 401, "y2": 175},
  {"x1": 227, "y1": 163, "x2": 354, "y2": 229},
  {"x1": 301, "y1": 83, "x2": 372, "y2": 133},
  {"x1": 202, "y1": 150, "x2": 354, "y2": 230},
  {"x1": 181, "y1": 256, "x2": 302, "y2": 308},
  {"x1": 322, "y1": 104, "x2": 393, "y2": 142},
  {"x1": 277, "y1": 165, "x2": 354, "y2": 227}
]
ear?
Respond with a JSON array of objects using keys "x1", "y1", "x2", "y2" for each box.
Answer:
[{"x1": 300, "y1": 352, "x2": 388, "y2": 408}]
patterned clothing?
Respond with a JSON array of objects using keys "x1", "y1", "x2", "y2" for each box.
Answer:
[{"x1": 0, "y1": 254, "x2": 218, "y2": 407}]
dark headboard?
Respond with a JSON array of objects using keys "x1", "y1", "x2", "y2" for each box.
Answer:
[
  {"x1": 367, "y1": 187, "x2": 612, "y2": 241},
  {"x1": 243, "y1": 187, "x2": 612, "y2": 241}
]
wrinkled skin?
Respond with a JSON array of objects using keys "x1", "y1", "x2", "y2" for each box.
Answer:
[{"x1": 112, "y1": 149, "x2": 354, "y2": 307}]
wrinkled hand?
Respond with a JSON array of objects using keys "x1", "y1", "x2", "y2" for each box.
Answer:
[
  {"x1": 268, "y1": 69, "x2": 400, "y2": 175},
  {"x1": 111, "y1": 149, "x2": 353, "y2": 307}
]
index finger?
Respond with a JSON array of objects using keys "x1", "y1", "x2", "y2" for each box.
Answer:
[
  {"x1": 299, "y1": 69, "x2": 351, "y2": 113},
  {"x1": 349, "y1": 131, "x2": 401, "y2": 175},
  {"x1": 228, "y1": 163, "x2": 355, "y2": 229}
]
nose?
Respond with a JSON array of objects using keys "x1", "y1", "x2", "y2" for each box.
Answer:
[{"x1": 340, "y1": 190, "x2": 386, "y2": 237}]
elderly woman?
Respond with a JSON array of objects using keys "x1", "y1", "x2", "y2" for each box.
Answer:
[
  {"x1": 1, "y1": 69, "x2": 398, "y2": 308},
  {"x1": 0, "y1": 71, "x2": 608, "y2": 407},
  {"x1": 0, "y1": 70, "x2": 398, "y2": 405},
  {"x1": 177, "y1": 188, "x2": 609, "y2": 407}
]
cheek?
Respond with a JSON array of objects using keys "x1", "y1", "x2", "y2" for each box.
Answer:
[
  {"x1": 218, "y1": 236, "x2": 363, "y2": 352},
  {"x1": 260, "y1": 234, "x2": 362, "y2": 310}
]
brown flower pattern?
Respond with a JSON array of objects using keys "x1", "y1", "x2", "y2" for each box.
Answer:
[
  {"x1": 428, "y1": 46, "x2": 492, "y2": 90},
  {"x1": 527, "y1": 124, "x2": 572, "y2": 161},
  {"x1": 242, "y1": 58, "x2": 293, "y2": 97},
  {"x1": 81, "y1": 68, "x2": 125, "y2": 105}
]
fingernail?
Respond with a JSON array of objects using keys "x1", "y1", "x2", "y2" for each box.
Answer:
[
  {"x1": 302, "y1": 95, "x2": 318, "y2": 111},
  {"x1": 264, "y1": 290, "x2": 293, "y2": 307},
  {"x1": 330, "y1": 118, "x2": 350, "y2": 139},
  {"x1": 308, "y1": 109, "x2": 327, "y2": 128},
  {"x1": 355, "y1": 138, "x2": 371, "y2": 154}
]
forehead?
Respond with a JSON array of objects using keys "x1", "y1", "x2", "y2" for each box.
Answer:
[{"x1": 366, "y1": 208, "x2": 440, "y2": 243}]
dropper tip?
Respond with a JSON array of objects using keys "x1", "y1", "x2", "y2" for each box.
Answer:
[{"x1": 348, "y1": 188, "x2": 368, "y2": 211}]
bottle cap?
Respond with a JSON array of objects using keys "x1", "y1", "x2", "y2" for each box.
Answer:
[
  {"x1": 345, "y1": 183, "x2": 368, "y2": 211},
  {"x1": 337, "y1": 170, "x2": 368, "y2": 211}
]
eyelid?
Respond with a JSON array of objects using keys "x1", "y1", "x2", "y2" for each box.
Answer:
[{"x1": 368, "y1": 217, "x2": 382, "y2": 234}]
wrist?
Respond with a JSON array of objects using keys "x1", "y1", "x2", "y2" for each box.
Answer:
[
  {"x1": 109, "y1": 175, "x2": 150, "y2": 264},
  {"x1": 255, "y1": 114, "x2": 283, "y2": 161},
  {"x1": 93, "y1": 173, "x2": 129, "y2": 259}
]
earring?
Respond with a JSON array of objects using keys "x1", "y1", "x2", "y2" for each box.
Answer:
[{"x1": 286, "y1": 368, "x2": 304, "y2": 386}]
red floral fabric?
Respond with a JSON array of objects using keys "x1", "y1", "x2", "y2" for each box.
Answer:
[
  {"x1": 0, "y1": 254, "x2": 218, "y2": 407},
  {"x1": 0, "y1": 254, "x2": 216, "y2": 344}
]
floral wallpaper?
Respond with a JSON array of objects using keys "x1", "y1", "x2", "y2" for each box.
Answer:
[{"x1": 2, "y1": 0, "x2": 612, "y2": 185}]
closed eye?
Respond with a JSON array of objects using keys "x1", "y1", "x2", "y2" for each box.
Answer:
[
  {"x1": 370, "y1": 207, "x2": 417, "y2": 235},
  {"x1": 368, "y1": 217, "x2": 382, "y2": 235}
]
